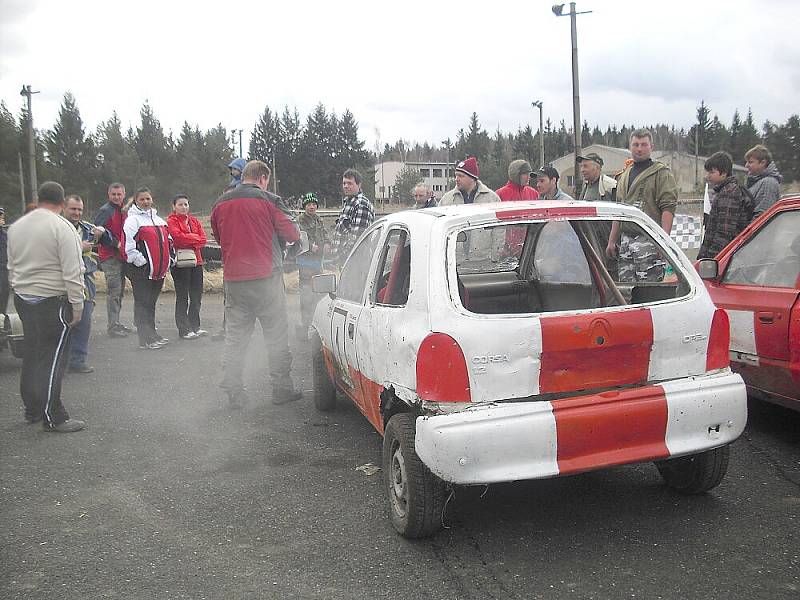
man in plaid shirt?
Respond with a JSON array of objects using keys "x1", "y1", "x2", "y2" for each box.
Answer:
[{"x1": 329, "y1": 168, "x2": 375, "y2": 266}]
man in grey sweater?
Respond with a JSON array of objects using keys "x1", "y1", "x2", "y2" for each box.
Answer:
[
  {"x1": 745, "y1": 144, "x2": 782, "y2": 218},
  {"x1": 7, "y1": 181, "x2": 86, "y2": 432}
]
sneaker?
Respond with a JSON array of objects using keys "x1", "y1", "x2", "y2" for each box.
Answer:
[
  {"x1": 68, "y1": 364, "x2": 95, "y2": 373},
  {"x1": 272, "y1": 388, "x2": 302, "y2": 405},
  {"x1": 116, "y1": 323, "x2": 134, "y2": 333},
  {"x1": 138, "y1": 342, "x2": 163, "y2": 350},
  {"x1": 44, "y1": 419, "x2": 86, "y2": 433},
  {"x1": 108, "y1": 328, "x2": 128, "y2": 338},
  {"x1": 180, "y1": 331, "x2": 199, "y2": 340},
  {"x1": 194, "y1": 329, "x2": 208, "y2": 337},
  {"x1": 154, "y1": 337, "x2": 170, "y2": 346}
]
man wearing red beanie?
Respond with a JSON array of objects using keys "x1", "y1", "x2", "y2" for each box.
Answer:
[{"x1": 439, "y1": 157, "x2": 501, "y2": 205}]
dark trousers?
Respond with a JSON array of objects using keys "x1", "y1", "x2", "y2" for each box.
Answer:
[
  {"x1": 0, "y1": 268, "x2": 9, "y2": 313},
  {"x1": 221, "y1": 274, "x2": 293, "y2": 394},
  {"x1": 68, "y1": 299, "x2": 94, "y2": 368},
  {"x1": 127, "y1": 265, "x2": 164, "y2": 345},
  {"x1": 171, "y1": 265, "x2": 203, "y2": 336},
  {"x1": 100, "y1": 258, "x2": 126, "y2": 332},
  {"x1": 14, "y1": 295, "x2": 73, "y2": 426}
]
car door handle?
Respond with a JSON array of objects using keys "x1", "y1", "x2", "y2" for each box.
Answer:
[
  {"x1": 348, "y1": 323, "x2": 355, "y2": 338},
  {"x1": 757, "y1": 312, "x2": 774, "y2": 324}
]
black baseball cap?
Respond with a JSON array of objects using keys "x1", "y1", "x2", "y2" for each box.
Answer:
[{"x1": 535, "y1": 165, "x2": 560, "y2": 180}]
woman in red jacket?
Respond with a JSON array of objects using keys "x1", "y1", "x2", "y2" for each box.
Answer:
[{"x1": 167, "y1": 194, "x2": 208, "y2": 340}]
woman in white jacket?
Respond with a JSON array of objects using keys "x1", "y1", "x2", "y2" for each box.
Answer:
[{"x1": 124, "y1": 188, "x2": 174, "y2": 349}]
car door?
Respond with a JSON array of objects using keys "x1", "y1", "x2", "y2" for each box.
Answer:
[
  {"x1": 710, "y1": 209, "x2": 800, "y2": 399},
  {"x1": 329, "y1": 227, "x2": 382, "y2": 408}
]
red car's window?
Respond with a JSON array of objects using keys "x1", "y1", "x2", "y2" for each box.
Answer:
[{"x1": 722, "y1": 211, "x2": 800, "y2": 288}]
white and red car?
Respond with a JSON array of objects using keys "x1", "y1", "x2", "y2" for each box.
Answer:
[
  {"x1": 311, "y1": 201, "x2": 747, "y2": 537},
  {"x1": 699, "y1": 196, "x2": 800, "y2": 410}
]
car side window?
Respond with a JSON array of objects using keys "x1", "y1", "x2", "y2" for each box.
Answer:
[
  {"x1": 373, "y1": 229, "x2": 411, "y2": 307},
  {"x1": 723, "y1": 211, "x2": 800, "y2": 288},
  {"x1": 337, "y1": 228, "x2": 382, "y2": 303}
]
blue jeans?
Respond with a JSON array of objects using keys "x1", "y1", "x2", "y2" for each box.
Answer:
[{"x1": 68, "y1": 299, "x2": 94, "y2": 368}]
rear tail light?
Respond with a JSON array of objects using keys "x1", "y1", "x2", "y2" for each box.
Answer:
[
  {"x1": 706, "y1": 308, "x2": 730, "y2": 371},
  {"x1": 416, "y1": 333, "x2": 471, "y2": 403}
]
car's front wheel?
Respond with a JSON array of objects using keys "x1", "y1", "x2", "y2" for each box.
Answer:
[
  {"x1": 655, "y1": 445, "x2": 730, "y2": 494},
  {"x1": 383, "y1": 413, "x2": 446, "y2": 538},
  {"x1": 312, "y1": 337, "x2": 336, "y2": 412}
]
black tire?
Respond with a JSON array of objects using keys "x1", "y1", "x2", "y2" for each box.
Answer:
[
  {"x1": 382, "y1": 413, "x2": 446, "y2": 538},
  {"x1": 312, "y1": 337, "x2": 336, "y2": 412},
  {"x1": 656, "y1": 445, "x2": 730, "y2": 494}
]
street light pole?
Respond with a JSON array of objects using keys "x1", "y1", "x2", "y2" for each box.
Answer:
[
  {"x1": 531, "y1": 101, "x2": 544, "y2": 167},
  {"x1": 19, "y1": 84, "x2": 39, "y2": 202},
  {"x1": 552, "y1": 3, "x2": 591, "y2": 196}
]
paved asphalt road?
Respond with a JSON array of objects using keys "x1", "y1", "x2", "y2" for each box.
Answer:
[{"x1": 1, "y1": 292, "x2": 798, "y2": 600}]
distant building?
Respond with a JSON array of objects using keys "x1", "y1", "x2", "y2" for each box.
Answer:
[
  {"x1": 550, "y1": 144, "x2": 747, "y2": 196},
  {"x1": 374, "y1": 161, "x2": 454, "y2": 202}
]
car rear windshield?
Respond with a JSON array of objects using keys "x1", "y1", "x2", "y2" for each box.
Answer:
[{"x1": 452, "y1": 219, "x2": 691, "y2": 314}]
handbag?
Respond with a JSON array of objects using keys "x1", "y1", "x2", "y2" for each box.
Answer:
[{"x1": 175, "y1": 248, "x2": 197, "y2": 268}]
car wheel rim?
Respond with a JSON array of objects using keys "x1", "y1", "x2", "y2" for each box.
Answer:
[{"x1": 389, "y1": 441, "x2": 408, "y2": 519}]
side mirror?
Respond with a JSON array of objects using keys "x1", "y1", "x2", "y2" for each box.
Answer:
[
  {"x1": 456, "y1": 231, "x2": 467, "y2": 243},
  {"x1": 696, "y1": 258, "x2": 719, "y2": 280},
  {"x1": 312, "y1": 272, "x2": 337, "y2": 295}
]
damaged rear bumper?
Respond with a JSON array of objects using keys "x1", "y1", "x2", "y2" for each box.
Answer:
[{"x1": 414, "y1": 371, "x2": 747, "y2": 485}]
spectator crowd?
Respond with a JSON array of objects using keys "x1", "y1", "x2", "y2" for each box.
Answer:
[{"x1": 0, "y1": 134, "x2": 786, "y2": 432}]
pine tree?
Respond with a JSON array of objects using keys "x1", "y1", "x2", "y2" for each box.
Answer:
[
  {"x1": 0, "y1": 102, "x2": 23, "y2": 217},
  {"x1": 45, "y1": 92, "x2": 97, "y2": 207},
  {"x1": 96, "y1": 112, "x2": 146, "y2": 201}
]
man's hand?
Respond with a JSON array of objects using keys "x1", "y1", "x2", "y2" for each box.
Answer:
[
  {"x1": 605, "y1": 241, "x2": 618, "y2": 259},
  {"x1": 81, "y1": 240, "x2": 93, "y2": 252},
  {"x1": 91, "y1": 225, "x2": 105, "y2": 238},
  {"x1": 69, "y1": 308, "x2": 82, "y2": 327}
]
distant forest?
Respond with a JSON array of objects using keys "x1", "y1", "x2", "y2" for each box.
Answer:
[{"x1": 1, "y1": 94, "x2": 798, "y2": 219}]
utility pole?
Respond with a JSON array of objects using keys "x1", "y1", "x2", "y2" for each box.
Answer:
[
  {"x1": 531, "y1": 101, "x2": 545, "y2": 167},
  {"x1": 272, "y1": 152, "x2": 278, "y2": 195},
  {"x1": 19, "y1": 85, "x2": 40, "y2": 202},
  {"x1": 238, "y1": 130, "x2": 243, "y2": 158},
  {"x1": 442, "y1": 138, "x2": 452, "y2": 190},
  {"x1": 552, "y1": 3, "x2": 591, "y2": 196},
  {"x1": 230, "y1": 129, "x2": 238, "y2": 155},
  {"x1": 17, "y1": 152, "x2": 26, "y2": 212}
]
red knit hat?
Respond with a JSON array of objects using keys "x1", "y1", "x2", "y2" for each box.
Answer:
[{"x1": 455, "y1": 156, "x2": 479, "y2": 179}]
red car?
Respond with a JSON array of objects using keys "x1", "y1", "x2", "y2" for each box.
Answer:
[{"x1": 699, "y1": 196, "x2": 800, "y2": 410}]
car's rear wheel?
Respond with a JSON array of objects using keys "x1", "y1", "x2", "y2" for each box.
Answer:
[
  {"x1": 312, "y1": 337, "x2": 336, "y2": 412},
  {"x1": 655, "y1": 445, "x2": 730, "y2": 494},
  {"x1": 383, "y1": 413, "x2": 445, "y2": 538}
]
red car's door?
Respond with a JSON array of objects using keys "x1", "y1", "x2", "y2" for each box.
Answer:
[{"x1": 709, "y1": 205, "x2": 800, "y2": 404}]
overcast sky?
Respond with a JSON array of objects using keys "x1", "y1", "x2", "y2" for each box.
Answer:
[{"x1": 1, "y1": 0, "x2": 798, "y2": 151}]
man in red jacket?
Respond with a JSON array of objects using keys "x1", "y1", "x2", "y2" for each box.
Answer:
[
  {"x1": 496, "y1": 160, "x2": 539, "y2": 255},
  {"x1": 496, "y1": 160, "x2": 540, "y2": 202},
  {"x1": 211, "y1": 160, "x2": 301, "y2": 409}
]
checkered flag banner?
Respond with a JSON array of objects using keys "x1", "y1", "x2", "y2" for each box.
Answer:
[{"x1": 670, "y1": 214, "x2": 702, "y2": 249}]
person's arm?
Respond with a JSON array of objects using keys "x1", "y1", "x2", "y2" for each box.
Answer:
[
  {"x1": 168, "y1": 216, "x2": 204, "y2": 248},
  {"x1": 58, "y1": 221, "x2": 85, "y2": 325},
  {"x1": 271, "y1": 205, "x2": 300, "y2": 245},
  {"x1": 194, "y1": 217, "x2": 208, "y2": 248},
  {"x1": 656, "y1": 170, "x2": 678, "y2": 233},
  {"x1": 753, "y1": 178, "x2": 781, "y2": 217},
  {"x1": 123, "y1": 216, "x2": 146, "y2": 267},
  {"x1": 606, "y1": 221, "x2": 621, "y2": 258},
  {"x1": 660, "y1": 210, "x2": 674, "y2": 235}
]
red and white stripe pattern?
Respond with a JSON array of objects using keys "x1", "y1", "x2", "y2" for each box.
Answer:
[{"x1": 415, "y1": 371, "x2": 746, "y2": 485}]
